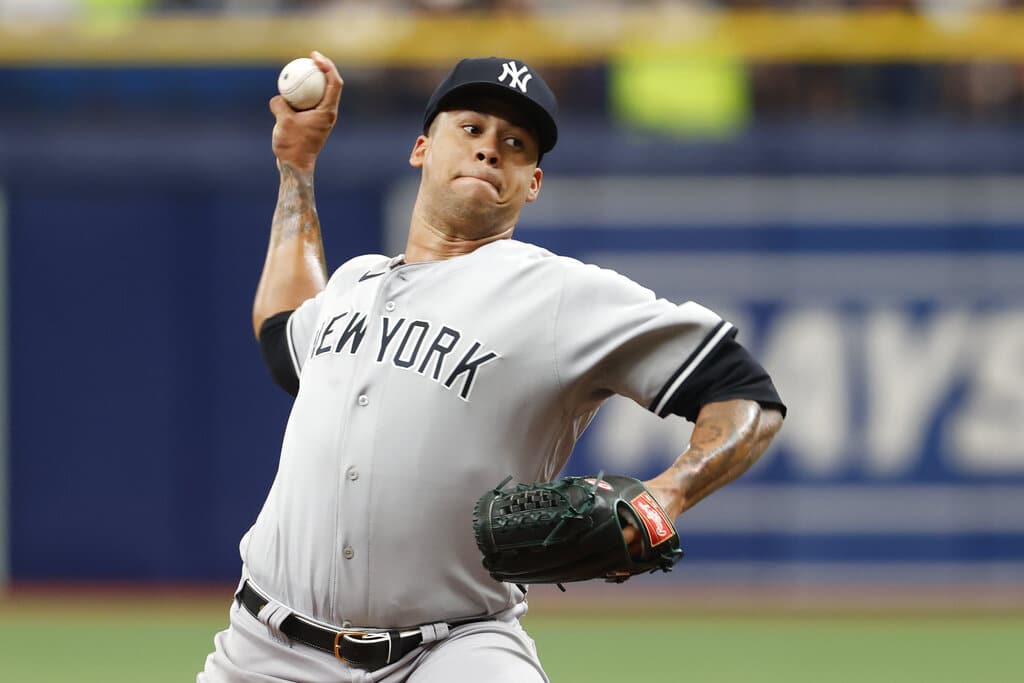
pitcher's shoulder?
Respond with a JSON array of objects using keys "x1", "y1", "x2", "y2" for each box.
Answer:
[
  {"x1": 485, "y1": 239, "x2": 588, "y2": 272},
  {"x1": 325, "y1": 253, "x2": 392, "y2": 289},
  {"x1": 501, "y1": 240, "x2": 651, "y2": 290}
]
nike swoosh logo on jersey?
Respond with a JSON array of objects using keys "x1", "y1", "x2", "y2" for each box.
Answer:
[{"x1": 358, "y1": 271, "x2": 385, "y2": 282}]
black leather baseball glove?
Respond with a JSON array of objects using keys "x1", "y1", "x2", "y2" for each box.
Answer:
[{"x1": 472, "y1": 473, "x2": 683, "y2": 586}]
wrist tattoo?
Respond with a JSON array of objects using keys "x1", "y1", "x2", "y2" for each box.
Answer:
[{"x1": 271, "y1": 163, "x2": 321, "y2": 247}]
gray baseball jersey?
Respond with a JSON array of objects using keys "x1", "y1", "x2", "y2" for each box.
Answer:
[{"x1": 240, "y1": 238, "x2": 732, "y2": 629}]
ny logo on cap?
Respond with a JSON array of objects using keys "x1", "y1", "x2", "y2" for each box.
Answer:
[{"x1": 498, "y1": 60, "x2": 532, "y2": 93}]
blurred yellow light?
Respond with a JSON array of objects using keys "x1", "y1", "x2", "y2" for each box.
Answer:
[{"x1": 2, "y1": 11, "x2": 1024, "y2": 66}]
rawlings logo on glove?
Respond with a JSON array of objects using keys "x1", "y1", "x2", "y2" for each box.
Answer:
[
  {"x1": 631, "y1": 492, "x2": 675, "y2": 545},
  {"x1": 472, "y1": 473, "x2": 683, "y2": 586}
]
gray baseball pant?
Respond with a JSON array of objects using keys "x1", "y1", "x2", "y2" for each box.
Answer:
[{"x1": 197, "y1": 598, "x2": 549, "y2": 683}]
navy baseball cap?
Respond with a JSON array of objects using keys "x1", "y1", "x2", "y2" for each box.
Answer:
[{"x1": 423, "y1": 57, "x2": 558, "y2": 159}]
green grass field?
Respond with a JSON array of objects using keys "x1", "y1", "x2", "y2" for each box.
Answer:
[{"x1": 1, "y1": 593, "x2": 1020, "y2": 682}]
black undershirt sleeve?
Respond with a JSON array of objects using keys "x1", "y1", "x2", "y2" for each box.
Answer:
[
  {"x1": 662, "y1": 335, "x2": 786, "y2": 422},
  {"x1": 259, "y1": 310, "x2": 299, "y2": 398}
]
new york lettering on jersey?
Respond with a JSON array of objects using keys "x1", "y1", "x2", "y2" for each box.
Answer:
[{"x1": 305, "y1": 309, "x2": 500, "y2": 401}]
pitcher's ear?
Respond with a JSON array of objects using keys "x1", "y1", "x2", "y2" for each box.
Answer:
[
  {"x1": 410, "y1": 135, "x2": 429, "y2": 168},
  {"x1": 525, "y1": 167, "x2": 543, "y2": 203}
]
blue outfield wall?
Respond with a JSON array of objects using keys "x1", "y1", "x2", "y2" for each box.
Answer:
[
  {"x1": 5, "y1": 185, "x2": 383, "y2": 580},
  {"x1": 3, "y1": 112, "x2": 1024, "y2": 581}
]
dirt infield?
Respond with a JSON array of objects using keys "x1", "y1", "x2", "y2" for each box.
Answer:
[
  {"x1": 2, "y1": 580, "x2": 1022, "y2": 617},
  {"x1": 524, "y1": 581, "x2": 1024, "y2": 617}
]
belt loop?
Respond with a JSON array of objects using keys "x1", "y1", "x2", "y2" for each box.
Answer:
[
  {"x1": 418, "y1": 622, "x2": 450, "y2": 644},
  {"x1": 257, "y1": 598, "x2": 294, "y2": 646}
]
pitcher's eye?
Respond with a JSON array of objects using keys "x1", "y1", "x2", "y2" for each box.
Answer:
[
  {"x1": 505, "y1": 137, "x2": 524, "y2": 149},
  {"x1": 463, "y1": 125, "x2": 480, "y2": 134}
]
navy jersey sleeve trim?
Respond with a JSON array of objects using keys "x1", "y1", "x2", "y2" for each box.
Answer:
[
  {"x1": 259, "y1": 310, "x2": 300, "y2": 398},
  {"x1": 657, "y1": 334, "x2": 787, "y2": 422},
  {"x1": 649, "y1": 321, "x2": 735, "y2": 416},
  {"x1": 285, "y1": 310, "x2": 302, "y2": 376}
]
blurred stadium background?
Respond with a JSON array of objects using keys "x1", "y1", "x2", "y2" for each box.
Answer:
[{"x1": 1, "y1": 1, "x2": 1022, "y2": 681}]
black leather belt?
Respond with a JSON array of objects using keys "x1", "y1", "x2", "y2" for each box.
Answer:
[{"x1": 238, "y1": 580, "x2": 484, "y2": 671}]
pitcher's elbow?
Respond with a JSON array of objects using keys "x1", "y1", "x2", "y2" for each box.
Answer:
[{"x1": 758, "y1": 406, "x2": 785, "y2": 440}]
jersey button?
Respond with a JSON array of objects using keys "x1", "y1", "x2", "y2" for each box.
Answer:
[
  {"x1": 357, "y1": 395, "x2": 369, "y2": 407},
  {"x1": 342, "y1": 546, "x2": 355, "y2": 560},
  {"x1": 347, "y1": 467, "x2": 359, "y2": 481},
  {"x1": 384, "y1": 301, "x2": 396, "y2": 312}
]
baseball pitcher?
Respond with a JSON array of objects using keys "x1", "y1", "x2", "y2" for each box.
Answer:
[{"x1": 198, "y1": 51, "x2": 785, "y2": 683}]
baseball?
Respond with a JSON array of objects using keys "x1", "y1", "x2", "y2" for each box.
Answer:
[{"x1": 277, "y1": 57, "x2": 327, "y2": 110}]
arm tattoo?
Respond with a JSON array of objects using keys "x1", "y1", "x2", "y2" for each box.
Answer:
[
  {"x1": 670, "y1": 400, "x2": 776, "y2": 513},
  {"x1": 251, "y1": 162, "x2": 329, "y2": 338},
  {"x1": 688, "y1": 420, "x2": 726, "y2": 450},
  {"x1": 271, "y1": 163, "x2": 327, "y2": 275}
]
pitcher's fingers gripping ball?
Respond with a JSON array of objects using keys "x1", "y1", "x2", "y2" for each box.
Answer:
[
  {"x1": 277, "y1": 57, "x2": 327, "y2": 110},
  {"x1": 473, "y1": 473, "x2": 683, "y2": 586},
  {"x1": 269, "y1": 51, "x2": 343, "y2": 173}
]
